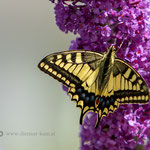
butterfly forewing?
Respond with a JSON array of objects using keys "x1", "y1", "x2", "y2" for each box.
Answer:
[
  {"x1": 113, "y1": 59, "x2": 149, "y2": 104},
  {"x1": 38, "y1": 50, "x2": 103, "y2": 87}
]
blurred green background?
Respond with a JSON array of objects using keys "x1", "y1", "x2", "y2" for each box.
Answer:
[{"x1": 0, "y1": 0, "x2": 80, "y2": 149}]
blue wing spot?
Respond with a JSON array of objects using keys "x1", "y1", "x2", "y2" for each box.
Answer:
[
  {"x1": 76, "y1": 88, "x2": 82, "y2": 94},
  {"x1": 101, "y1": 101, "x2": 105, "y2": 110},
  {"x1": 81, "y1": 93, "x2": 86, "y2": 99},
  {"x1": 106, "y1": 100, "x2": 109, "y2": 107},
  {"x1": 100, "y1": 97, "x2": 104, "y2": 104},
  {"x1": 97, "y1": 96, "x2": 116, "y2": 111},
  {"x1": 90, "y1": 95, "x2": 95, "y2": 102},
  {"x1": 85, "y1": 97, "x2": 90, "y2": 104},
  {"x1": 110, "y1": 96, "x2": 115, "y2": 104},
  {"x1": 71, "y1": 87, "x2": 97, "y2": 108}
]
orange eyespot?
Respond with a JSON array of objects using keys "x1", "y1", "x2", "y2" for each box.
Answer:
[{"x1": 95, "y1": 98, "x2": 100, "y2": 107}]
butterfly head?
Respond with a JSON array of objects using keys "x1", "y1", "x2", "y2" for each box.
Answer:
[
  {"x1": 106, "y1": 45, "x2": 116, "y2": 54},
  {"x1": 104, "y1": 45, "x2": 116, "y2": 64}
]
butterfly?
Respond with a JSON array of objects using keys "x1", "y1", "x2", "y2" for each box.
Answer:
[{"x1": 38, "y1": 46, "x2": 149, "y2": 128}]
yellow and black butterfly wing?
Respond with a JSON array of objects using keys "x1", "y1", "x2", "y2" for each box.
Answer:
[
  {"x1": 38, "y1": 50, "x2": 103, "y2": 124},
  {"x1": 94, "y1": 71, "x2": 119, "y2": 128},
  {"x1": 113, "y1": 59, "x2": 149, "y2": 104},
  {"x1": 93, "y1": 58, "x2": 149, "y2": 128},
  {"x1": 38, "y1": 50, "x2": 103, "y2": 87},
  {"x1": 69, "y1": 65, "x2": 102, "y2": 125}
]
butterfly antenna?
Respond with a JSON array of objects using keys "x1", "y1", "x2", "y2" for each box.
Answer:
[{"x1": 115, "y1": 38, "x2": 125, "y2": 53}]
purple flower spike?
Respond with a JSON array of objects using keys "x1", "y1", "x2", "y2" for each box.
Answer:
[{"x1": 49, "y1": 0, "x2": 150, "y2": 149}]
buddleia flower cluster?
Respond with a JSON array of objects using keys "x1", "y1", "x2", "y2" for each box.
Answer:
[{"x1": 49, "y1": 0, "x2": 150, "y2": 149}]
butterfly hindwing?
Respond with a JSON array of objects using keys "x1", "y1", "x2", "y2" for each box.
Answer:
[
  {"x1": 68, "y1": 86, "x2": 96, "y2": 124},
  {"x1": 94, "y1": 71, "x2": 120, "y2": 128}
]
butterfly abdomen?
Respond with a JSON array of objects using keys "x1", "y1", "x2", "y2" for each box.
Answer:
[{"x1": 98, "y1": 46, "x2": 115, "y2": 93}]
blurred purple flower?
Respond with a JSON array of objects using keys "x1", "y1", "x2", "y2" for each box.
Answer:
[{"x1": 50, "y1": 0, "x2": 150, "y2": 149}]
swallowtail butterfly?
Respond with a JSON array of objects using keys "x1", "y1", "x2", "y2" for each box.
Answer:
[{"x1": 38, "y1": 46, "x2": 149, "y2": 128}]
